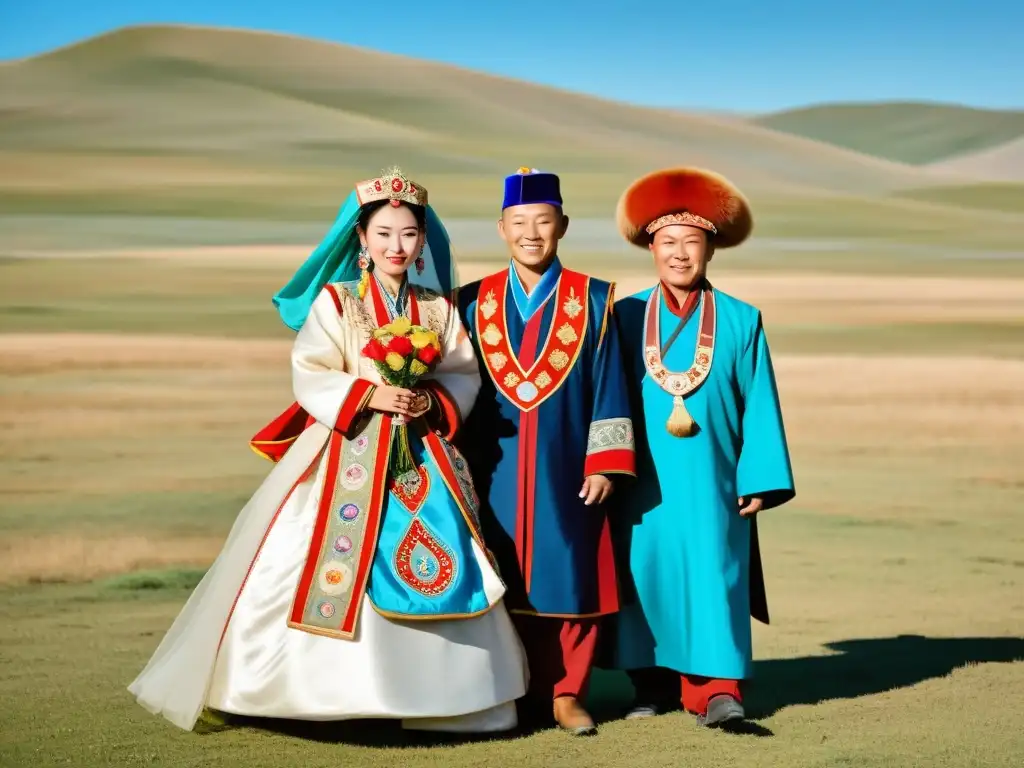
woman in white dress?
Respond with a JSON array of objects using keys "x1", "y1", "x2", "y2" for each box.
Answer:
[{"x1": 128, "y1": 168, "x2": 528, "y2": 733}]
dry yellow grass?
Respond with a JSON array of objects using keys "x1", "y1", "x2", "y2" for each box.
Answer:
[
  {"x1": 2, "y1": 290, "x2": 1023, "y2": 585},
  {"x1": 1, "y1": 265, "x2": 1022, "y2": 767},
  {"x1": 0, "y1": 532, "x2": 225, "y2": 585}
]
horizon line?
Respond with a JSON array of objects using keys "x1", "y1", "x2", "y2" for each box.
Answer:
[{"x1": 3, "y1": 22, "x2": 1021, "y2": 116}]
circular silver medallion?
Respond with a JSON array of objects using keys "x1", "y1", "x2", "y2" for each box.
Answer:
[{"x1": 516, "y1": 381, "x2": 539, "y2": 402}]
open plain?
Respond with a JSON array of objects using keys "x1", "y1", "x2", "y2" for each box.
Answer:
[{"x1": 2, "y1": 23, "x2": 1024, "y2": 768}]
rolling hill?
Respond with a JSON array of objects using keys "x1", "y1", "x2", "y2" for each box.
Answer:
[
  {"x1": 0, "y1": 24, "x2": 1022, "y2": 250},
  {"x1": 754, "y1": 102, "x2": 1024, "y2": 166},
  {"x1": 927, "y1": 136, "x2": 1024, "y2": 182}
]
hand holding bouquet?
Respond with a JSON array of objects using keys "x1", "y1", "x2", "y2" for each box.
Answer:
[{"x1": 361, "y1": 317, "x2": 442, "y2": 477}]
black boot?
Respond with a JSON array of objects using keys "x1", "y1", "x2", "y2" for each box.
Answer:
[{"x1": 697, "y1": 694, "x2": 744, "y2": 728}]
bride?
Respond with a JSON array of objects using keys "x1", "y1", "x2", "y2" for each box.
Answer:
[{"x1": 128, "y1": 168, "x2": 528, "y2": 733}]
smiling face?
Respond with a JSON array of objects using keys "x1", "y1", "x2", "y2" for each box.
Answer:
[
  {"x1": 357, "y1": 203, "x2": 426, "y2": 281},
  {"x1": 497, "y1": 203, "x2": 569, "y2": 270},
  {"x1": 649, "y1": 223, "x2": 714, "y2": 291}
]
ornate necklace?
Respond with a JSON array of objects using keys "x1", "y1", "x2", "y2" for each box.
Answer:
[{"x1": 642, "y1": 283, "x2": 717, "y2": 437}]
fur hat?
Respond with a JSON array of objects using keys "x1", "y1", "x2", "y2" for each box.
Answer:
[{"x1": 616, "y1": 167, "x2": 753, "y2": 249}]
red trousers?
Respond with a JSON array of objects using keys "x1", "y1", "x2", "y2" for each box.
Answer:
[
  {"x1": 629, "y1": 667, "x2": 742, "y2": 715},
  {"x1": 513, "y1": 614, "x2": 599, "y2": 700}
]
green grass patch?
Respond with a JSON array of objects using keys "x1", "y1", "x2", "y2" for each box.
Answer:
[
  {"x1": 755, "y1": 102, "x2": 1024, "y2": 165},
  {"x1": 893, "y1": 182, "x2": 1024, "y2": 214},
  {"x1": 103, "y1": 568, "x2": 207, "y2": 593}
]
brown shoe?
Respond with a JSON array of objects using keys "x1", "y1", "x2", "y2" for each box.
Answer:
[{"x1": 553, "y1": 696, "x2": 597, "y2": 736}]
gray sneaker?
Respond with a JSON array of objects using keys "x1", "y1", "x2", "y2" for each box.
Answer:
[{"x1": 624, "y1": 704, "x2": 660, "y2": 720}]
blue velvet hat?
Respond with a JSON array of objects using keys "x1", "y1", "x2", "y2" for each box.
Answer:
[{"x1": 502, "y1": 167, "x2": 562, "y2": 210}]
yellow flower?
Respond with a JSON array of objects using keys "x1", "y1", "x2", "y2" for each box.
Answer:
[
  {"x1": 372, "y1": 328, "x2": 392, "y2": 341},
  {"x1": 385, "y1": 352, "x2": 406, "y2": 372},
  {"x1": 410, "y1": 329, "x2": 439, "y2": 350},
  {"x1": 385, "y1": 317, "x2": 412, "y2": 337},
  {"x1": 409, "y1": 360, "x2": 429, "y2": 377}
]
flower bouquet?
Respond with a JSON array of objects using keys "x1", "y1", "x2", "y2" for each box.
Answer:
[{"x1": 361, "y1": 316, "x2": 442, "y2": 478}]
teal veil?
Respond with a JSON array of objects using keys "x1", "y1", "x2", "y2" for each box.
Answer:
[{"x1": 273, "y1": 190, "x2": 458, "y2": 331}]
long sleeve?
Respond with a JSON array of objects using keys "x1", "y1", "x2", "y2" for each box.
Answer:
[
  {"x1": 420, "y1": 303, "x2": 481, "y2": 440},
  {"x1": 292, "y1": 288, "x2": 376, "y2": 433},
  {"x1": 735, "y1": 312, "x2": 795, "y2": 510},
  {"x1": 583, "y1": 284, "x2": 637, "y2": 478}
]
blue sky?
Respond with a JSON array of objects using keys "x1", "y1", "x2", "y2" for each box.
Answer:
[{"x1": 2, "y1": 0, "x2": 1021, "y2": 112}]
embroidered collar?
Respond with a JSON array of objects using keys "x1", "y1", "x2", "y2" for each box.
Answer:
[
  {"x1": 509, "y1": 257, "x2": 562, "y2": 322},
  {"x1": 368, "y1": 273, "x2": 420, "y2": 327},
  {"x1": 373, "y1": 271, "x2": 409, "y2": 322},
  {"x1": 659, "y1": 280, "x2": 703, "y2": 320},
  {"x1": 476, "y1": 267, "x2": 589, "y2": 412}
]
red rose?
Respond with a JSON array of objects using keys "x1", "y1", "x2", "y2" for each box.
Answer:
[
  {"x1": 389, "y1": 336, "x2": 414, "y2": 356},
  {"x1": 362, "y1": 339, "x2": 387, "y2": 362},
  {"x1": 417, "y1": 345, "x2": 439, "y2": 366}
]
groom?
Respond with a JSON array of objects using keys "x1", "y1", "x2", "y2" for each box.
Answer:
[{"x1": 456, "y1": 168, "x2": 636, "y2": 735}]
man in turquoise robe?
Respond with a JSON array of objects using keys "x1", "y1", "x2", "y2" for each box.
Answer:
[
  {"x1": 607, "y1": 167, "x2": 795, "y2": 728},
  {"x1": 457, "y1": 168, "x2": 636, "y2": 735}
]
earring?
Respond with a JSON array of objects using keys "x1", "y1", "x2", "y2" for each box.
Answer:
[
  {"x1": 415, "y1": 257, "x2": 425, "y2": 275},
  {"x1": 357, "y1": 246, "x2": 369, "y2": 271}
]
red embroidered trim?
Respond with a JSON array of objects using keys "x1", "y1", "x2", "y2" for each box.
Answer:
[
  {"x1": 419, "y1": 380, "x2": 461, "y2": 439},
  {"x1": 584, "y1": 448, "x2": 637, "y2": 477},
  {"x1": 338, "y1": 416, "x2": 392, "y2": 635},
  {"x1": 394, "y1": 518, "x2": 456, "y2": 596},
  {"x1": 476, "y1": 269, "x2": 591, "y2": 412},
  {"x1": 335, "y1": 379, "x2": 375, "y2": 434},
  {"x1": 389, "y1": 465, "x2": 429, "y2": 514},
  {"x1": 324, "y1": 283, "x2": 345, "y2": 316}
]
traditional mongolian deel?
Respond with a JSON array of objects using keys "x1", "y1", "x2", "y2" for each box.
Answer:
[
  {"x1": 607, "y1": 166, "x2": 795, "y2": 689},
  {"x1": 127, "y1": 169, "x2": 527, "y2": 735},
  {"x1": 458, "y1": 261, "x2": 636, "y2": 618},
  {"x1": 612, "y1": 285, "x2": 794, "y2": 678}
]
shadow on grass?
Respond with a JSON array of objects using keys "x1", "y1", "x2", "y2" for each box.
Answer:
[
  {"x1": 747, "y1": 634, "x2": 1024, "y2": 718},
  {"x1": 199, "y1": 634, "x2": 1024, "y2": 745}
]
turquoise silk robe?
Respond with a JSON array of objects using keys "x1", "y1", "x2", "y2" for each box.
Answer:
[{"x1": 609, "y1": 285, "x2": 795, "y2": 680}]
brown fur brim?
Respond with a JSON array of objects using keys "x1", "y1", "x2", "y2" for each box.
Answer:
[{"x1": 616, "y1": 167, "x2": 753, "y2": 249}]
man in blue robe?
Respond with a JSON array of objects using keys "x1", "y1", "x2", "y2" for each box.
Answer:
[
  {"x1": 457, "y1": 168, "x2": 636, "y2": 735},
  {"x1": 607, "y1": 167, "x2": 795, "y2": 728}
]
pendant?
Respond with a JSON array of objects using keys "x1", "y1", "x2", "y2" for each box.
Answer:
[{"x1": 666, "y1": 395, "x2": 697, "y2": 437}]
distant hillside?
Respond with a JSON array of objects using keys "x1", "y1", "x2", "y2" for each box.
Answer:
[
  {"x1": 927, "y1": 136, "x2": 1024, "y2": 183},
  {"x1": 0, "y1": 25, "x2": 934, "y2": 220},
  {"x1": 755, "y1": 102, "x2": 1024, "y2": 165},
  {"x1": 2, "y1": 24, "x2": 1023, "y2": 251}
]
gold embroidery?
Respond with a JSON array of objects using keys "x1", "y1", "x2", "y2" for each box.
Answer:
[
  {"x1": 535, "y1": 371, "x2": 553, "y2": 389},
  {"x1": 548, "y1": 349, "x2": 570, "y2": 370},
  {"x1": 355, "y1": 166, "x2": 428, "y2": 208},
  {"x1": 504, "y1": 372, "x2": 521, "y2": 387},
  {"x1": 645, "y1": 211, "x2": 717, "y2": 235},
  {"x1": 481, "y1": 323, "x2": 503, "y2": 347},
  {"x1": 488, "y1": 351, "x2": 509, "y2": 372},
  {"x1": 480, "y1": 291, "x2": 498, "y2": 320},
  {"x1": 555, "y1": 322, "x2": 578, "y2": 345},
  {"x1": 563, "y1": 288, "x2": 583, "y2": 319}
]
